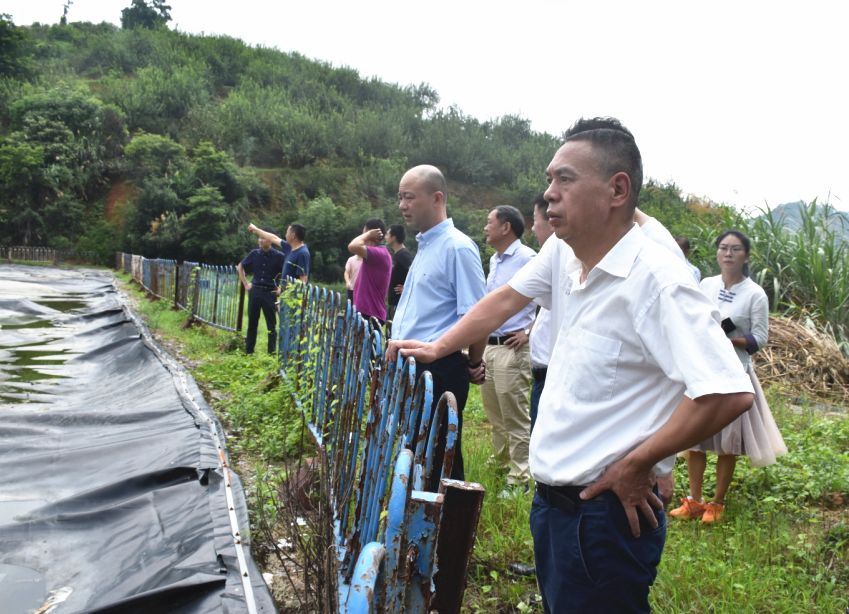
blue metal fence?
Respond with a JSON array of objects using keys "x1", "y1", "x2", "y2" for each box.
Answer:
[
  {"x1": 115, "y1": 252, "x2": 484, "y2": 611},
  {"x1": 193, "y1": 264, "x2": 241, "y2": 332},
  {"x1": 119, "y1": 254, "x2": 242, "y2": 333},
  {"x1": 278, "y1": 283, "x2": 482, "y2": 613}
]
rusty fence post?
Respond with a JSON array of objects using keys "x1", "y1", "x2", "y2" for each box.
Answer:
[
  {"x1": 189, "y1": 267, "x2": 201, "y2": 325},
  {"x1": 212, "y1": 267, "x2": 220, "y2": 326},
  {"x1": 173, "y1": 263, "x2": 181, "y2": 309},
  {"x1": 404, "y1": 490, "x2": 444, "y2": 612},
  {"x1": 236, "y1": 281, "x2": 245, "y2": 332},
  {"x1": 429, "y1": 479, "x2": 486, "y2": 614}
]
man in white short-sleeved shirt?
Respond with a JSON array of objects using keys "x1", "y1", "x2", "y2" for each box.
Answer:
[
  {"x1": 527, "y1": 193, "x2": 554, "y2": 434},
  {"x1": 389, "y1": 117, "x2": 754, "y2": 613}
]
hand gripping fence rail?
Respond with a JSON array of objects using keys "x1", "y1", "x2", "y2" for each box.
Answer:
[{"x1": 278, "y1": 283, "x2": 484, "y2": 614}]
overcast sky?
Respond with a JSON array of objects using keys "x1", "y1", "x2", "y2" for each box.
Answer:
[{"x1": 6, "y1": 0, "x2": 849, "y2": 213}]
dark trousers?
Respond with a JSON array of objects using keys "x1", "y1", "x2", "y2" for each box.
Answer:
[
  {"x1": 245, "y1": 286, "x2": 277, "y2": 354},
  {"x1": 529, "y1": 370, "x2": 546, "y2": 434},
  {"x1": 415, "y1": 351, "x2": 470, "y2": 490},
  {"x1": 530, "y1": 487, "x2": 666, "y2": 614},
  {"x1": 386, "y1": 303, "x2": 398, "y2": 325}
]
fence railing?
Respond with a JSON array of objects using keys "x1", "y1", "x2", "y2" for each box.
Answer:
[
  {"x1": 177, "y1": 261, "x2": 199, "y2": 311},
  {"x1": 140, "y1": 257, "x2": 178, "y2": 301},
  {"x1": 4, "y1": 245, "x2": 97, "y2": 264},
  {"x1": 278, "y1": 283, "x2": 484, "y2": 613},
  {"x1": 118, "y1": 253, "x2": 245, "y2": 333},
  {"x1": 117, "y1": 251, "x2": 484, "y2": 611},
  {"x1": 194, "y1": 264, "x2": 242, "y2": 331}
]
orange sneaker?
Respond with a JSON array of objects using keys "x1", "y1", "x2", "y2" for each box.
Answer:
[
  {"x1": 701, "y1": 501, "x2": 726, "y2": 524},
  {"x1": 669, "y1": 497, "x2": 706, "y2": 519}
]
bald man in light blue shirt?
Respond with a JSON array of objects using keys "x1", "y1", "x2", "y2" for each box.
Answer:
[
  {"x1": 392, "y1": 164, "x2": 486, "y2": 485},
  {"x1": 391, "y1": 218, "x2": 485, "y2": 342}
]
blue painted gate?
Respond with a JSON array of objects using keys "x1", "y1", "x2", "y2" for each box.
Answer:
[{"x1": 277, "y1": 282, "x2": 481, "y2": 613}]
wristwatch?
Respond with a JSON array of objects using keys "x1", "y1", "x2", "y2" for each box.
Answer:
[{"x1": 524, "y1": 328, "x2": 530, "y2": 336}]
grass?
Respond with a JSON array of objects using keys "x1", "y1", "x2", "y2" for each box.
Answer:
[
  {"x1": 460, "y1": 387, "x2": 539, "y2": 612},
  {"x1": 657, "y1": 433, "x2": 849, "y2": 611},
  {"x1": 462, "y1": 386, "x2": 849, "y2": 613},
  {"x1": 117, "y1": 273, "x2": 849, "y2": 613}
]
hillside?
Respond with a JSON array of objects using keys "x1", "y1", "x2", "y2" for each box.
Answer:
[
  {"x1": 0, "y1": 13, "x2": 568, "y2": 274},
  {"x1": 1, "y1": 10, "x2": 841, "y2": 297}
]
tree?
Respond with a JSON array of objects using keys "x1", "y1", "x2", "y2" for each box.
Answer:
[
  {"x1": 0, "y1": 138, "x2": 45, "y2": 244},
  {"x1": 192, "y1": 141, "x2": 245, "y2": 203},
  {"x1": 298, "y1": 195, "x2": 379, "y2": 281},
  {"x1": 142, "y1": 210, "x2": 182, "y2": 259},
  {"x1": 60, "y1": 1, "x2": 74, "y2": 26},
  {"x1": 0, "y1": 14, "x2": 31, "y2": 80},
  {"x1": 103, "y1": 63, "x2": 210, "y2": 136},
  {"x1": 11, "y1": 86, "x2": 128, "y2": 200},
  {"x1": 181, "y1": 186, "x2": 236, "y2": 262},
  {"x1": 127, "y1": 175, "x2": 184, "y2": 242},
  {"x1": 120, "y1": 0, "x2": 171, "y2": 30},
  {"x1": 124, "y1": 133, "x2": 188, "y2": 181}
]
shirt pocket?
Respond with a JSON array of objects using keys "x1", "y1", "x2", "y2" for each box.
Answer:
[{"x1": 565, "y1": 327, "x2": 622, "y2": 403}]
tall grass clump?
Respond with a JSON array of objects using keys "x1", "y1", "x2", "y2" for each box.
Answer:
[{"x1": 749, "y1": 202, "x2": 849, "y2": 354}]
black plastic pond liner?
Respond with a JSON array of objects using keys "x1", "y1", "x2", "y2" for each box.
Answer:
[{"x1": 0, "y1": 264, "x2": 275, "y2": 613}]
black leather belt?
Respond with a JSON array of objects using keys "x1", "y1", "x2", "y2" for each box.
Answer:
[
  {"x1": 488, "y1": 335, "x2": 512, "y2": 345},
  {"x1": 532, "y1": 367, "x2": 547, "y2": 382},
  {"x1": 535, "y1": 483, "x2": 587, "y2": 514}
]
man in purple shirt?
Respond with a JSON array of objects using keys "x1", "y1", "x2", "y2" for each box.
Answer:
[{"x1": 348, "y1": 218, "x2": 392, "y2": 324}]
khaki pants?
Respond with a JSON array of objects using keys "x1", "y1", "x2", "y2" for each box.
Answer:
[{"x1": 481, "y1": 344, "x2": 532, "y2": 485}]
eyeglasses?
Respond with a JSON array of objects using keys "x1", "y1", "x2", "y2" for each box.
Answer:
[{"x1": 717, "y1": 244, "x2": 745, "y2": 254}]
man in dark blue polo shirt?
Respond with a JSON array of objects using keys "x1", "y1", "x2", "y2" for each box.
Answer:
[
  {"x1": 249, "y1": 223, "x2": 310, "y2": 284},
  {"x1": 237, "y1": 235, "x2": 288, "y2": 354},
  {"x1": 281, "y1": 223, "x2": 310, "y2": 282}
]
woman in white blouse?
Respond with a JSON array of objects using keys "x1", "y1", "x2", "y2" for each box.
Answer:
[{"x1": 670, "y1": 230, "x2": 786, "y2": 523}]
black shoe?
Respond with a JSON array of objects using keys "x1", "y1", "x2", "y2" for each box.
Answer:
[{"x1": 508, "y1": 562, "x2": 536, "y2": 576}]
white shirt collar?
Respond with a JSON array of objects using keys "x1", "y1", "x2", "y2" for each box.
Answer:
[{"x1": 569, "y1": 223, "x2": 643, "y2": 284}]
